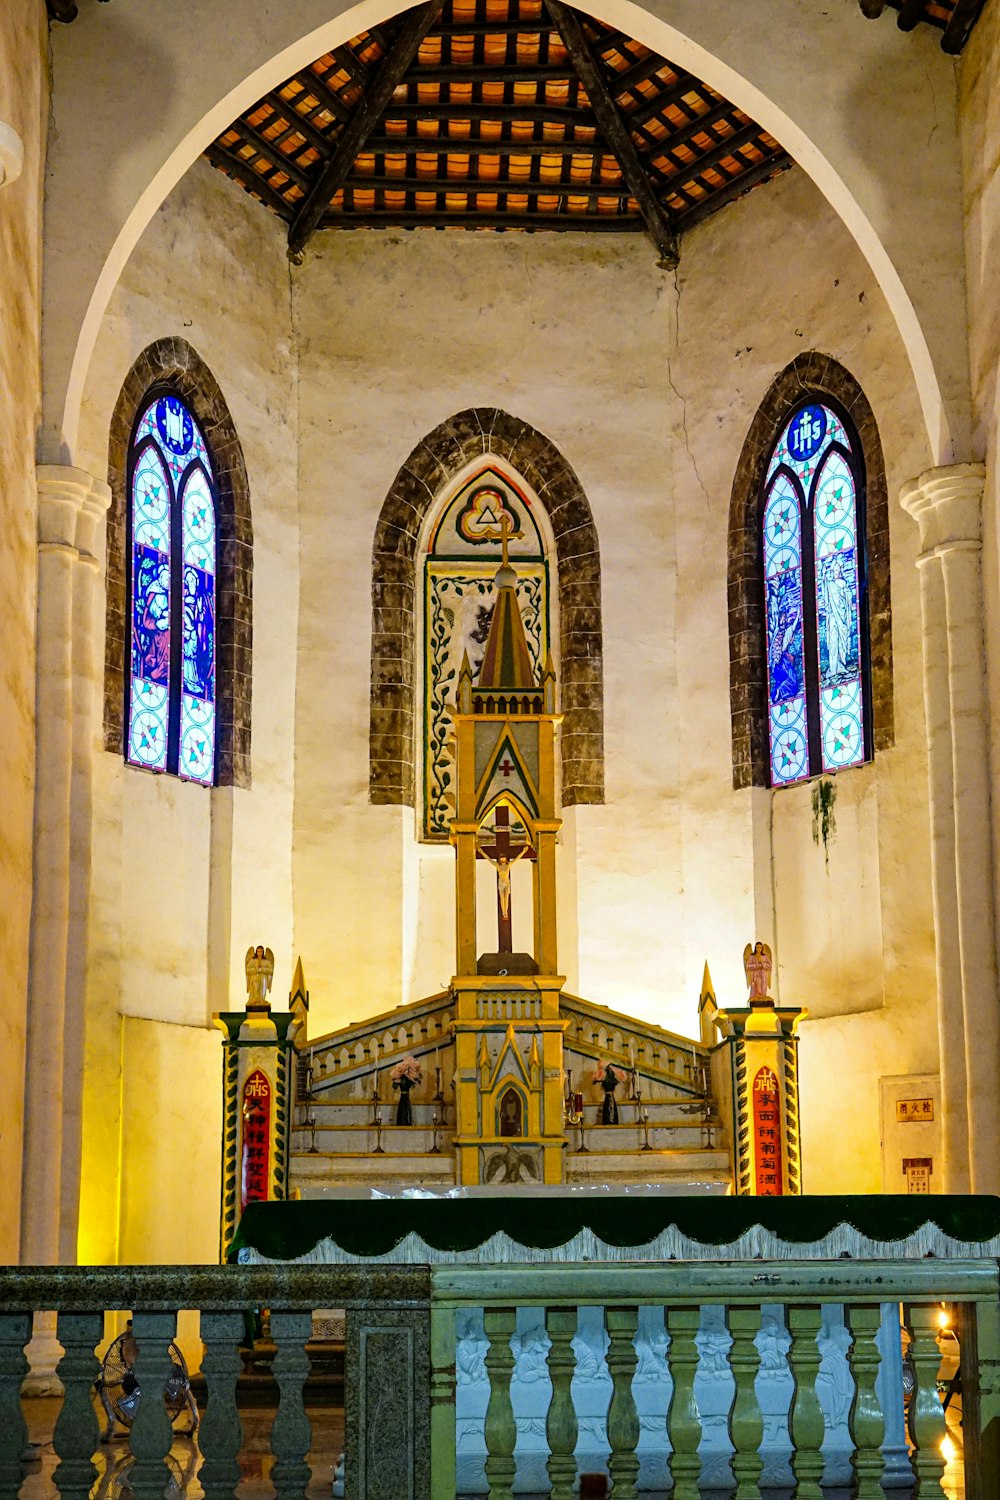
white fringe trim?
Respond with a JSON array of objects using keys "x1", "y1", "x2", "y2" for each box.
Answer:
[{"x1": 238, "y1": 1220, "x2": 1000, "y2": 1265}]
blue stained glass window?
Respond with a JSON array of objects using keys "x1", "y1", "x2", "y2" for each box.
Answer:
[
  {"x1": 762, "y1": 401, "x2": 869, "y2": 787},
  {"x1": 126, "y1": 394, "x2": 217, "y2": 785}
]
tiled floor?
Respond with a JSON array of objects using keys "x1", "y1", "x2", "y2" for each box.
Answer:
[
  {"x1": 20, "y1": 1397, "x2": 344, "y2": 1500},
  {"x1": 18, "y1": 1394, "x2": 965, "y2": 1498}
]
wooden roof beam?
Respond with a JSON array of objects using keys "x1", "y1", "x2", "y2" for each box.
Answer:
[
  {"x1": 318, "y1": 210, "x2": 648, "y2": 230},
  {"x1": 543, "y1": 0, "x2": 679, "y2": 266},
  {"x1": 942, "y1": 0, "x2": 987, "y2": 52},
  {"x1": 287, "y1": 0, "x2": 445, "y2": 259},
  {"x1": 344, "y1": 171, "x2": 629, "y2": 198},
  {"x1": 896, "y1": 0, "x2": 926, "y2": 31},
  {"x1": 362, "y1": 136, "x2": 612, "y2": 158}
]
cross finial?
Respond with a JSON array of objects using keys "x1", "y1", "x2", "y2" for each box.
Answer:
[{"x1": 480, "y1": 508, "x2": 523, "y2": 568}]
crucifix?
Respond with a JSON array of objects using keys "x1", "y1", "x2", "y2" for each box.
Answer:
[{"x1": 477, "y1": 802, "x2": 535, "y2": 953}]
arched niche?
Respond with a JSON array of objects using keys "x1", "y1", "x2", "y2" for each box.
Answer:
[{"x1": 370, "y1": 408, "x2": 604, "y2": 815}]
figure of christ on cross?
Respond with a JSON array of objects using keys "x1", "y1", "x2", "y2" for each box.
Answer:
[{"x1": 476, "y1": 803, "x2": 536, "y2": 953}]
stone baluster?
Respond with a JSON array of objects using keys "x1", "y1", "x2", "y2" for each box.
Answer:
[
  {"x1": 727, "y1": 1306, "x2": 763, "y2": 1499},
  {"x1": 605, "y1": 1306, "x2": 640, "y2": 1500},
  {"x1": 786, "y1": 1305, "x2": 824, "y2": 1499},
  {"x1": 198, "y1": 1312, "x2": 245, "y2": 1500},
  {"x1": 0, "y1": 1313, "x2": 31, "y2": 1500},
  {"x1": 483, "y1": 1307, "x2": 517, "y2": 1500},
  {"x1": 847, "y1": 1305, "x2": 885, "y2": 1498},
  {"x1": 52, "y1": 1312, "x2": 103, "y2": 1500},
  {"x1": 270, "y1": 1311, "x2": 313, "y2": 1500},
  {"x1": 127, "y1": 1312, "x2": 178, "y2": 1500},
  {"x1": 666, "y1": 1307, "x2": 702, "y2": 1500},
  {"x1": 906, "y1": 1304, "x2": 947, "y2": 1497},
  {"x1": 544, "y1": 1307, "x2": 578, "y2": 1500}
]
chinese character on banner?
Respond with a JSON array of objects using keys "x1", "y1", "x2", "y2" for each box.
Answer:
[
  {"x1": 241, "y1": 1069, "x2": 272, "y2": 1211},
  {"x1": 753, "y1": 1066, "x2": 784, "y2": 1195}
]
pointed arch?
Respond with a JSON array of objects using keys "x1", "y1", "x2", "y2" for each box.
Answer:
[
  {"x1": 728, "y1": 352, "x2": 892, "y2": 789},
  {"x1": 104, "y1": 338, "x2": 253, "y2": 787},
  {"x1": 370, "y1": 408, "x2": 604, "y2": 810}
]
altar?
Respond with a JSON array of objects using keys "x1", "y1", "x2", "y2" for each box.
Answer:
[{"x1": 212, "y1": 542, "x2": 856, "y2": 1494}]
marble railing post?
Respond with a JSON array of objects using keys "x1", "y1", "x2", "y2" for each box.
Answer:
[
  {"x1": 21, "y1": 467, "x2": 109, "y2": 1384},
  {"x1": 901, "y1": 464, "x2": 1000, "y2": 1194}
]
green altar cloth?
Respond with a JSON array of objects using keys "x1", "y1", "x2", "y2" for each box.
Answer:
[{"x1": 230, "y1": 1193, "x2": 1000, "y2": 1264}]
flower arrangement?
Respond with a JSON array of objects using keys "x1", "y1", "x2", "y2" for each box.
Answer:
[
  {"x1": 391, "y1": 1055, "x2": 423, "y2": 1087},
  {"x1": 592, "y1": 1061, "x2": 621, "y2": 1085}
]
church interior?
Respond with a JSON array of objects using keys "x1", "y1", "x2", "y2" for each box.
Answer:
[{"x1": 2, "y1": 0, "x2": 1000, "y2": 1489}]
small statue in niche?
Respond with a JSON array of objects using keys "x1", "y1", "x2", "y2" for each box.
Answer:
[
  {"x1": 593, "y1": 1062, "x2": 622, "y2": 1125},
  {"x1": 245, "y1": 945, "x2": 274, "y2": 1012},
  {"x1": 390, "y1": 1056, "x2": 423, "y2": 1127}
]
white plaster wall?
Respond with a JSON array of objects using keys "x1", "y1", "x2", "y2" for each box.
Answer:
[
  {"x1": 0, "y1": 0, "x2": 47, "y2": 1263},
  {"x1": 669, "y1": 165, "x2": 936, "y2": 1193},
  {"x1": 292, "y1": 164, "x2": 937, "y2": 1195},
  {"x1": 291, "y1": 228, "x2": 684, "y2": 1034},
  {"x1": 74, "y1": 161, "x2": 299, "y2": 1263},
  {"x1": 961, "y1": 5, "x2": 1000, "y2": 1044}
]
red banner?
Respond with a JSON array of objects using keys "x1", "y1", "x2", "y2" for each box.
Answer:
[
  {"x1": 752, "y1": 1066, "x2": 783, "y2": 1196},
  {"x1": 241, "y1": 1069, "x2": 272, "y2": 1211}
]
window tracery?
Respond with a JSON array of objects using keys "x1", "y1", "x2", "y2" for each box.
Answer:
[
  {"x1": 762, "y1": 400, "x2": 870, "y2": 785},
  {"x1": 127, "y1": 393, "x2": 217, "y2": 784}
]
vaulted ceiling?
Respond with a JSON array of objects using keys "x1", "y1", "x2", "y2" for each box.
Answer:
[
  {"x1": 47, "y1": 0, "x2": 989, "y2": 257},
  {"x1": 204, "y1": 0, "x2": 781, "y2": 264}
]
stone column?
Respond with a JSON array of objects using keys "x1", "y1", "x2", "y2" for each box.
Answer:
[
  {"x1": 21, "y1": 468, "x2": 109, "y2": 1388},
  {"x1": 901, "y1": 463, "x2": 1000, "y2": 1194},
  {"x1": 60, "y1": 479, "x2": 111, "y2": 1261}
]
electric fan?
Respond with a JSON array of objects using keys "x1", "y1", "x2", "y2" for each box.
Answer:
[{"x1": 95, "y1": 1324, "x2": 199, "y2": 1442}]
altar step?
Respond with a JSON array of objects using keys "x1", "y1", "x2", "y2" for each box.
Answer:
[
  {"x1": 295, "y1": 1099, "x2": 713, "y2": 1129},
  {"x1": 290, "y1": 1120, "x2": 717, "y2": 1155}
]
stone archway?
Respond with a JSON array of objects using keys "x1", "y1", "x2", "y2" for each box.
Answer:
[
  {"x1": 46, "y1": 0, "x2": 969, "y2": 469},
  {"x1": 370, "y1": 408, "x2": 604, "y2": 809}
]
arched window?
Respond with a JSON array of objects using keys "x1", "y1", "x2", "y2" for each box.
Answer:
[
  {"x1": 420, "y1": 460, "x2": 552, "y2": 840},
  {"x1": 369, "y1": 408, "x2": 605, "y2": 817},
  {"x1": 762, "y1": 399, "x2": 870, "y2": 786},
  {"x1": 126, "y1": 392, "x2": 217, "y2": 784}
]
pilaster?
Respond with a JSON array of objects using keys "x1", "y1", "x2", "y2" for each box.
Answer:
[
  {"x1": 901, "y1": 463, "x2": 999, "y2": 1193},
  {"x1": 22, "y1": 466, "x2": 109, "y2": 1389}
]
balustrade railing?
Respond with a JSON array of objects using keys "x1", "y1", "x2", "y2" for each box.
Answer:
[{"x1": 1, "y1": 1254, "x2": 998, "y2": 1499}]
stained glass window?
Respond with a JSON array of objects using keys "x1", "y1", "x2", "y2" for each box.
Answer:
[
  {"x1": 762, "y1": 401, "x2": 869, "y2": 787},
  {"x1": 127, "y1": 394, "x2": 217, "y2": 785}
]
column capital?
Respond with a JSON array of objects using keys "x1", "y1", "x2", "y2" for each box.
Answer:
[
  {"x1": 900, "y1": 462, "x2": 986, "y2": 557},
  {"x1": 36, "y1": 465, "x2": 110, "y2": 556}
]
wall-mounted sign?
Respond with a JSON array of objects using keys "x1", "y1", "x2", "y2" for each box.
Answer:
[
  {"x1": 897, "y1": 1097, "x2": 934, "y2": 1123},
  {"x1": 903, "y1": 1157, "x2": 932, "y2": 1194},
  {"x1": 241, "y1": 1069, "x2": 272, "y2": 1211},
  {"x1": 753, "y1": 1066, "x2": 783, "y2": 1196}
]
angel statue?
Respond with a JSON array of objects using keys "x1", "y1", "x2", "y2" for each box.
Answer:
[
  {"x1": 743, "y1": 941, "x2": 773, "y2": 1006},
  {"x1": 246, "y1": 945, "x2": 275, "y2": 1012}
]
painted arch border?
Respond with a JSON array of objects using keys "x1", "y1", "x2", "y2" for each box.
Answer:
[
  {"x1": 728, "y1": 351, "x2": 893, "y2": 790},
  {"x1": 370, "y1": 408, "x2": 604, "y2": 810},
  {"x1": 104, "y1": 337, "x2": 253, "y2": 787}
]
